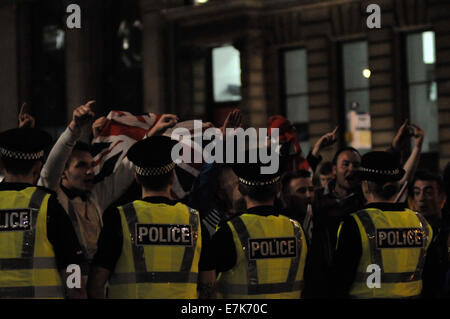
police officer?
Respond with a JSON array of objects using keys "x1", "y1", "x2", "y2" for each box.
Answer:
[
  {"x1": 0, "y1": 128, "x2": 86, "y2": 299},
  {"x1": 211, "y1": 150, "x2": 308, "y2": 299},
  {"x1": 330, "y1": 151, "x2": 433, "y2": 298},
  {"x1": 87, "y1": 135, "x2": 214, "y2": 299}
]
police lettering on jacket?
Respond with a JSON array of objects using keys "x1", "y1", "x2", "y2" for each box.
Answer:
[
  {"x1": 376, "y1": 228, "x2": 424, "y2": 248},
  {"x1": 248, "y1": 237, "x2": 297, "y2": 259},
  {"x1": 136, "y1": 224, "x2": 192, "y2": 246},
  {"x1": 0, "y1": 209, "x2": 31, "y2": 231}
]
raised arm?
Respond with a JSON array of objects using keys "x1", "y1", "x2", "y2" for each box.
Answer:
[
  {"x1": 399, "y1": 124, "x2": 424, "y2": 185},
  {"x1": 37, "y1": 101, "x2": 95, "y2": 190}
]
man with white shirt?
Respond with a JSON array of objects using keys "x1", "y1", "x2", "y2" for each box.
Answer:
[{"x1": 37, "y1": 101, "x2": 177, "y2": 263}]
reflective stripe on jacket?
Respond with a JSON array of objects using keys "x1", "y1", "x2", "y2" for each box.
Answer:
[
  {"x1": 346, "y1": 207, "x2": 432, "y2": 298},
  {"x1": 217, "y1": 213, "x2": 307, "y2": 299},
  {"x1": 108, "y1": 200, "x2": 202, "y2": 299},
  {"x1": 0, "y1": 187, "x2": 64, "y2": 299}
]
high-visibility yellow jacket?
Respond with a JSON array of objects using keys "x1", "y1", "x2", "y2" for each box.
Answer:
[
  {"x1": 108, "y1": 200, "x2": 202, "y2": 299},
  {"x1": 341, "y1": 207, "x2": 432, "y2": 298},
  {"x1": 0, "y1": 186, "x2": 64, "y2": 299},
  {"x1": 216, "y1": 213, "x2": 307, "y2": 299}
]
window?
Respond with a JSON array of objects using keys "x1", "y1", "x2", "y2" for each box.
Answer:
[
  {"x1": 212, "y1": 45, "x2": 242, "y2": 103},
  {"x1": 341, "y1": 41, "x2": 371, "y2": 150},
  {"x1": 30, "y1": 0, "x2": 67, "y2": 136},
  {"x1": 282, "y1": 48, "x2": 310, "y2": 154},
  {"x1": 406, "y1": 31, "x2": 439, "y2": 153},
  {"x1": 104, "y1": 0, "x2": 143, "y2": 114}
]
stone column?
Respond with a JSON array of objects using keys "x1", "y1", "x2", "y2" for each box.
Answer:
[
  {"x1": 0, "y1": 2, "x2": 19, "y2": 131},
  {"x1": 64, "y1": 0, "x2": 104, "y2": 141},
  {"x1": 139, "y1": 0, "x2": 168, "y2": 114},
  {"x1": 239, "y1": 29, "x2": 267, "y2": 128}
]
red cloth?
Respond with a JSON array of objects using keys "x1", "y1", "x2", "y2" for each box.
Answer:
[{"x1": 268, "y1": 115, "x2": 310, "y2": 172}]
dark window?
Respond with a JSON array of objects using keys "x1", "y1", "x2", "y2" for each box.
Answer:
[
  {"x1": 281, "y1": 48, "x2": 310, "y2": 153},
  {"x1": 30, "y1": 0, "x2": 67, "y2": 135},
  {"x1": 406, "y1": 31, "x2": 439, "y2": 153},
  {"x1": 341, "y1": 40, "x2": 371, "y2": 151},
  {"x1": 103, "y1": 0, "x2": 143, "y2": 115},
  {"x1": 405, "y1": 31, "x2": 439, "y2": 172}
]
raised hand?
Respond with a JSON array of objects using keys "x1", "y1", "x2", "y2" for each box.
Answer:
[
  {"x1": 18, "y1": 103, "x2": 35, "y2": 128},
  {"x1": 221, "y1": 109, "x2": 243, "y2": 135},
  {"x1": 312, "y1": 126, "x2": 339, "y2": 157},
  {"x1": 391, "y1": 119, "x2": 410, "y2": 152},
  {"x1": 410, "y1": 124, "x2": 425, "y2": 148},
  {"x1": 69, "y1": 100, "x2": 96, "y2": 132},
  {"x1": 146, "y1": 114, "x2": 179, "y2": 137}
]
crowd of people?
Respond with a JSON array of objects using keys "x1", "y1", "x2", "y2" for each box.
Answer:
[{"x1": 0, "y1": 100, "x2": 449, "y2": 299}]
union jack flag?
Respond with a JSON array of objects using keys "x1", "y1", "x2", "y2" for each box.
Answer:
[{"x1": 91, "y1": 110, "x2": 206, "y2": 199}]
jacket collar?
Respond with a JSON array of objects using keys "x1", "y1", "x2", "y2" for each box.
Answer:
[
  {"x1": 245, "y1": 205, "x2": 279, "y2": 217},
  {"x1": 363, "y1": 202, "x2": 408, "y2": 211}
]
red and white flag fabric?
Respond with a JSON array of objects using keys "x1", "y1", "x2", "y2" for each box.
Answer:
[
  {"x1": 268, "y1": 115, "x2": 311, "y2": 173},
  {"x1": 91, "y1": 110, "x2": 206, "y2": 199}
]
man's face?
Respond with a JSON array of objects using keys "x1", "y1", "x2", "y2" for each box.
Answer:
[
  {"x1": 320, "y1": 173, "x2": 334, "y2": 188},
  {"x1": 62, "y1": 150, "x2": 95, "y2": 193},
  {"x1": 334, "y1": 150, "x2": 361, "y2": 191},
  {"x1": 413, "y1": 180, "x2": 445, "y2": 218},
  {"x1": 288, "y1": 177, "x2": 315, "y2": 205}
]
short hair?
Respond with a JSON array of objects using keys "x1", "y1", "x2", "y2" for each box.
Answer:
[
  {"x1": 65, "y1": 142, "x2": 93, "y2": 169},
  {"x1": 366, "y1": 180, "x2": 399, "y2": 200},
  {"x1": 238, "y1": 182, "x2": 278, "y2": 202},
  {"x1": 136, "y1": 171, "x2": 173, "y2": 192},
  {"x1": 412, "y1": 171, "x2": 445, "y2": 194},
  {"x1": 319, "y1": 161, "x2": 333, "y2": 175},
  {"x1": 332, "y1": 147, "x2": 360, "y2": 165},
  {"x1": 281, "y1": 170, "x2": 311, "y2": 194},
  {"x1": 73, "y1": 141, "x2": 92, "y2": 154},
  {"x1": 1, "y1": 158, "x2": 40, "y2": 176}
]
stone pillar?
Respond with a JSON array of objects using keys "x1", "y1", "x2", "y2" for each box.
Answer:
[
  {"x1": 140, "y1": 0, "x2": 168, "y2": 114},
  {"x1": 0, "y1": 2, "x2": 19, "y2": 131},
  {"x1": 239, "y1": 29, "x2": 267, "y2": 128},
  {"x1": 434, "y1": 17, "x2": 450, "y2": 172},
  {"x1": 64, "y1": 0, "x2": 104, "y2": 141}
]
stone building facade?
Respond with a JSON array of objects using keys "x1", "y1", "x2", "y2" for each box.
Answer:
[{"x1": 1, "y1": 0, "x2": 449, "y2": 171}]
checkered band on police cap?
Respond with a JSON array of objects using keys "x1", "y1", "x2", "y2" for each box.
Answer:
[
  {"x1": 0, "y1": 147, "x2": 44, "y2": 161},
  {"x1": 238, "y1": 176, "x2": 281, "y2": 187},
  {"x1": 360, "y1": 167, "x2": 400, "y2": 176},
  {"x1": 135, "y1": 162, "x2": 176, "y2": 176}
]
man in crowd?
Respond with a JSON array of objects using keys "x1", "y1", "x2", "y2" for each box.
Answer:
[
  {"x1": 411, "y1": 172, "x2": 450, "y2": 297},
  {"x1": 87, "y1": 135, "x2": 215, "y2": 299},
  {"x1": 281, "y1": 169, "x2": 315, "y2": 242},
  {"x1": 37, "y1": 101, "x2": 178, "y2": 265},
  {"x1": 318, "y1": 161, "x2": 335, "y2": 188},
  {"x1": 0, "y1": 128, "x2": 86, "y2": 298},
  {"x1": 303, "y1": 146, "x2": 364, "y2": 298}
]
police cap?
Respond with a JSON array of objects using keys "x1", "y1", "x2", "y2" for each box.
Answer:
[
  {"x1": 127, "y1": 135, "x2": 178, "y2": 176},
  {"x1": 355, "y1": 151, "x2": 405, "y2": 182},
  {"x1": 232, "y1": 147, "x2": 285, "y2": 187},
  {"x1": 0, "y1": 128, "x2": 52, "y2": 161}
]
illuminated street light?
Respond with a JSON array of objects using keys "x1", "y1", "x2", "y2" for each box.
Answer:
[{"x1": 362, "y1": 68, "x2": 371, "y2": 79}]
